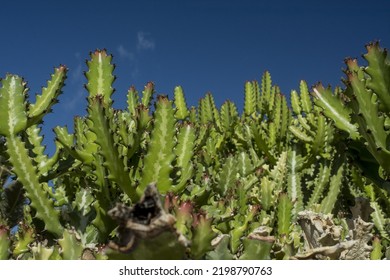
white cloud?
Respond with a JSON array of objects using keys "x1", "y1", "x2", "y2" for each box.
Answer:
[
  {"x1": 117, "y1": 45, "x2": 135, "y2": 60},
  {"x1": 115, "y1": 31, "x2": 155, "y2": 81},
  {"x1": 62, "y1": 88, "x2": 85, "y2": 111},
  {"x1": 70, "y1": 52, "x2": 83, "y2": 84},
  {"x1": 71, "y1": 63, "x2": 83, "y2": 84},
  {"x1": 137, "y1": 32, "x2": 155, "y2": 51}
]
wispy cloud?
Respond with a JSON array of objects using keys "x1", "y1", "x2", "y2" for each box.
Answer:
[
  {"x1": 137, "y1": 32, "x2": 155, "y2": 51},
  {"x1": 63, "y1": 52, "x2": 86, "y2": 110},
  {"x1": 62, "y1": 88, "x2": 85, "y2": 111},
  {"x1": 70, "y1": 52, "x2": 83, "y2": 84},
  {"x1": 71, "y1": 63, "x2": 83, "y2": 84},
  {"x1": 115, "y1": 31, "x2": 155, "y2": 81},
  {"x1": 117, "y1": 45, "x2": 135, "y2": 60}
]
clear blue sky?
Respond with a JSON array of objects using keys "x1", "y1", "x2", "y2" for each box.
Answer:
[{"x1": 1, "y1": 0, "x2": 390, "y2": 154}]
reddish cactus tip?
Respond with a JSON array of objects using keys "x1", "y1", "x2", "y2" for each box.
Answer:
[
  {"x1": 90, "y1": 49, "x2": 109, "y2": 58},
  {"x1": 312, "y1": 82, "x2": 324, "y2": 90},
  {"x1": 365, "y1": 40, "x2": 380, "y2": 50},
  {"x1": 249, "y1": 204, "x2": 260, "y2": 212},
  {"x1": 344, "y1": 57, "x2": 358, "y2": 65},
  {"x1": 192, "y1": 212, "x2": 211, "y2": 227},
  {"x1": 145, "y1": 81, "x2": 155, "y2": 88},
  {"x1": 0, "y1": 225, "x2": 10, "y2": 232},
  {"x1": 57, "y1": 65, "x2": 68, "y2": 71},
  {"x1": 178, "y1": 200, "x2": 193, "y2": 213},
  {"x1": 157, "y1": 94, "x2": 169, "y2": 101},
  {"x1": 372, "y1": 235, "x2": 381, "y2": 241},
  {"x1": 184, "y1": 121, "x2": 194, "y2": 127}
]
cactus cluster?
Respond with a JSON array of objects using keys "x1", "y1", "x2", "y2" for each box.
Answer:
[{"x1": 0, "y1": 43, "x2": 389, "y2": 259}]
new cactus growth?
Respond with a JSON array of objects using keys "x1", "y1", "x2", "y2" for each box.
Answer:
[{"x1": 0, "y1": 43, "x2": 389, "y2": 259}]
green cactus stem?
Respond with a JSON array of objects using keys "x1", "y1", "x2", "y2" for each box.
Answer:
[
  {"x1": 312, "y1": 84, "x2": 359, "y2": 140},
  {"x1": 174, "y1": 200, "x2": 193, "y2": 237},
  {"x1": 318, "y1": 161, "x2": 344, "y2": 214},
  {"x1": 244, "y1": 81, "x2": 257, "y2": 117},
  {"x1": 277, "y1": 193, "x2": 292, "y2": 236},
  {"x1": 307, "y1": 160, "x2": 331, "y2": 208},
  {"x1": 230, "y1": 205, "x2": 258, "y2": 254},
  {"x1": 220, "y1": 100, "x2": 238, "y2": 137},
  {"x1": 174, "y1": 86, "x2": 189, "y2": 120},
  {"x1": 139, "y1": 96, "x2": 176, "y2": 195},
  {"x1": 6, "y1": 135, "x2": 63, "y2": 236},
  {"x1": 172, "y1": 122, "x2": 195, "y2": 193},
  {"x1": 239, "y1": 236, "x2": 274, "y2": 260},
  {"x1": 287, "y1": 147, "x2": 303, "y2": 218},
  {"x1": 127, "y1": 86, "x2": 139, "y2": 116},
  {"x1": 217, "y1": 155, "x2": 238, "y2": 195},
  {"x1": 88, "y1": 95, "x2": 137, "y2": 201},
  {"x1": 28, "y1": 66, "x2": 67, "y2": 126},
  {"x1": 364, "y1": 42, "x2": 390, "y2": 113},
  {"x1": 12, "y1": 225, "x2": 34, "y2": 257},
  {"x1": 206, "y1": 235, "x2": 234, "y2": 260},
  {"x1": 190, "y1": 214, "x2": 216, "y2": 259},
  {"x1": 85, "y1": 49, "x2": 115, "y2": 106},
  {"x1": 370, "y1": 236, "x2": 382, "y2": 259},
  {"x1": 0, "y1": 74, "x2": 62, "y2": 236},
  {"x1": 30, "y1": 243, "x2": 56, "y2": 260},
  {"x1": 0, "y1": 225, "x2": 10, "y2": 260},
  {"x1": 141, "y1": 82, "x2": 154, "y2": 108},
  {"x1": 199, "y1": 93, "x2": 218, "y2": 125},
  {"x1": 347, "y1": 67, "x2": 390, "y2": 174},
  {"x1": 58, "y1": 230, "x2": 84, "y2": 260},
  {"x1": 0, "y1": 75, "x2": 28, "y2": 137},
  {"x1": 260, "y1": 71, "x2": 272, "y2": 114}
]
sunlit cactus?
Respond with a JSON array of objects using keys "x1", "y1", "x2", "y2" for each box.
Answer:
[{"x1": 0, "y1": 43, "x2": 389, "y2": 259}]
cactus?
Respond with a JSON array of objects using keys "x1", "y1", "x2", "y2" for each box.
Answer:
[
  {"x1": 312, "y1": 43, "x2": 390, "y2": 192},
  {"x1": 0, "y1": 74, "x2": 63, "y2": 237},
  {"x1": 0, "y1": 225, "x2": 10, "y2": 259},
  {"x1": 138, "y1": 96, "x2": 176, "y2": 195},
  {"x1": 0, "y1": 43, "x2": 389, "y2": 259}
]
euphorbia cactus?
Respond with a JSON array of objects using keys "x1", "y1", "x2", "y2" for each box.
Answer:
[
  {"x1": 0, "y1": 43, "x2": 389, "y2": 260},
  {"x1": 312, "y1": 42, "x2": 390, "y2": 194}
]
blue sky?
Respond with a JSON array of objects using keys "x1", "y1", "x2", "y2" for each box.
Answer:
[{"x1": 1, "y1": 0, "x2": 390, "y2": 154}]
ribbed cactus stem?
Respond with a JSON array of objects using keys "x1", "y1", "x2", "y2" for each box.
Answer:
[
  {"x1": 0, "y1": 225, "x2": 10, "y2": 260},
  {"x1": 6, "y1": 134, "x2": 63, "y2": 236},
  {"x1": 139, "y1": 95, "x2": 176, "y2": 195}
]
